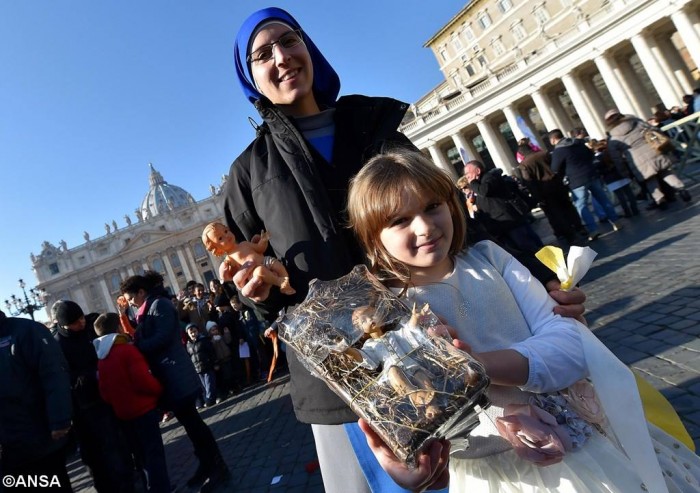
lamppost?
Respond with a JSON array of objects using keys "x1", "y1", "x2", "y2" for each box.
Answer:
[{"x1": 4, "y1": 279, "x2": 48, "y2": 321}]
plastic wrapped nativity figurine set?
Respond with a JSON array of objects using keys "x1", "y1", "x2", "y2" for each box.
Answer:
[{"x1": 277, "y1": 265, "x2": 490, "y2": 466}]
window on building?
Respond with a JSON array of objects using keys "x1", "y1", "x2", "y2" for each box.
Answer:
[
  {"x1": 478, "y1": 13, "x2": 492, "y2": 30},
  {"x1": 491, "y1": 38, "x2": 506, "y2": 56},
  {"x1": 152, "y1": 257, "x2": 164, "y2": 273},
  {"x1": 511, "y1": 22, "x2": 528, "y2": 41},
  {"x1": 88, "y1": 284, "x2": 100, "y2": 301},
  {"x1": 451, "y1": 72, "x2": 461, "y2": 88},
  {"x1": 534, "y1": 6, "x2": 550, "y2": 24},
  {"x1": 193, "y1": 242, "x2": 207, "y2": 259},
  {"x1": 497, "y1": 0, "x2": 513, "y2": 13},
  {"x1": 439, "y1": 48, "x2": 448, "y2": 61},
  {"x1": 477, "y1": 54, "x2": 488, "y2": 67},
  {"x1": 110, "y1": 273, "x2": 121, "y2": 292},
  {"x1": 169, "y1": 253, "x2": 181, "y2": 268},
  {"x1": 465, "y1": 63, "x2": 475, "y2": 76},
  {"x1": 463, "y1": 25, "x2": 475, "y2": 41},
  {"x1": 49, "y1": 262, "x2": 60, "y2": 275},
  {"x1": 452, "y1": 35, "x2": 462, "y2": 51}
]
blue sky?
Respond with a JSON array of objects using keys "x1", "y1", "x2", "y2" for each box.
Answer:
[{"x1": 0, "y1": 1, "x2": 465, "y2": 319}]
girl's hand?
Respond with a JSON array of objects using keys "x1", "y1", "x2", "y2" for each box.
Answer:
[
  {"x1": 232, "y1": 261, "x2": 272, "y2": 302},
  {"x1": 545, "y1": 281, "x2": 587, "y2": 324},
  {"x1": 358, "y1": 419, "x2": 450, "y2": 492},
  {"x1": 451, "y1": 338, "x2": 473, "y2": 356}
]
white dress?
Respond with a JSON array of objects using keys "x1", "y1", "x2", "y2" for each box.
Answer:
[{"x1": 399, "y1": 241, "x2": 700, "y2": 493}]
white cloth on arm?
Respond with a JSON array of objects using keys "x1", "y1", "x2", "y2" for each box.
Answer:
[
  {"x1": 397, "y1": 240, "x2": 698, "y2": 492},
  {"x1": 395, "y1": 240, "x2": 586, "y2": 459},
  {"x1": 311, "y1": 424, "x2": 371, "y2": 493}
]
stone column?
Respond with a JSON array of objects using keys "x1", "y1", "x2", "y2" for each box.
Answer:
[
  {"x1": 648, "y1": 36, "x2": 685, "y2": 98},
  {"x1": 99, "y1": 279, "x2": 114, "y2": 311},
  {"x1": 176, "y1": 247, "x2": 194, "y2": 281},
  {"x1": 502, "y1": 104, "x2": 525, "y2": 142},
  {"x1": 579, "y1": 76, "x2": 608, "y2": 132},
  {"x1": 531, "y1": 89, "x2": 559, "y2": 132},
  {"x1": 656, "y1": 34, "x2": 694, "y2": 94},
  {"x1": 450, "y1": 132, "x2": 477, "y2": 164},
  {"x1": 72, "y1": 287, "x2": 90, "y2": 314},
  {"x1": 594, "y1": 52, "x2": 637, "y2": 116},
  {"x1": 184, "y1": 246, "x2": 199, "y2": 282},
  {"x1": 548, "y1": 91, "x2": 576, "y2": 134},
  {"x1": 630, "y1": 32, "x2": 679, "y2": 109},
  {"x1": 161, "y1": 254, "x2": 179, "y2": 292},
  {"x1": 428, "y1": 144, "x2": 457, "y2": 179},
  {"x1": 561, "y1": 73, "x2": 605, "y2": 138},
  {"x1": 615, "y1": 56, "x2": 653, "y2": 116},
  {"x1": 476, "y1": 119, "x2": 515, "y2": 172},
  {"x1": 671, "y1": 8, "x2": 700, "y2": 76}
]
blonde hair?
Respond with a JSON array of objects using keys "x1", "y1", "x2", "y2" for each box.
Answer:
[{"x1": 347, "y1": 150, "x2": 466, "y2": 287}]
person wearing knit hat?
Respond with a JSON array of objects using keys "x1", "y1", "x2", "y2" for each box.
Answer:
[
  {"x1": 52, "y1": 299, "x2": 85, "y2": 330},
  {"x1": 205, "y1": 320, "x2": 218, "y2": 333},
  {"x1": 51, "y1": 300, "x2": 133, "y2": 491}
]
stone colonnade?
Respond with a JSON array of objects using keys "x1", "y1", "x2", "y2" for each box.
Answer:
[{"x1": 409, "y1": 1, "x2": 700, "y2": 178}]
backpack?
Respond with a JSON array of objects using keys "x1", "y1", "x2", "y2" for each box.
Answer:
[
  {"x1": 641, "y1": 126, "x2": 675, "y2": 154},
  {"x1": 501, "y1": 173, "x2": 536, "y2": 217}
]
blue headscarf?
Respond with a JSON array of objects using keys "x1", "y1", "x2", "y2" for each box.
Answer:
[{"x1": 234, "y1": 7, "x2": 340, "y2": 108}]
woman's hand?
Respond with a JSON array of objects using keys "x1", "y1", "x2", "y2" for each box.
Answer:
[
  {"x1": 232, "y1": 261, "x2": 273, "y2": 302},
  {"x1": 357, "y1": 419, "x2": 450, "y2": 492},
  {"x1": 545, "y1": 280, "x2": 587, "y2": 324}
]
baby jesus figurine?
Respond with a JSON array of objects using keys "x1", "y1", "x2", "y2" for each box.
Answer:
[
  {"x1": 201, "y1": 222, "x2": 295, "y2": 295},
  {"x1": 344, "y1": 304, "x2": 442, "y2": 420}
]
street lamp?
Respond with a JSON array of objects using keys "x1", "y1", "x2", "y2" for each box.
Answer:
[{"x1": 4, "y1": 279, "x2": 48, "y2": 321}]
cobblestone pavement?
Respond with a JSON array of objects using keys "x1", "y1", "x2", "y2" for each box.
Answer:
[{"x1": 69, "y1": 183, "x2": 700, "y2": 492}]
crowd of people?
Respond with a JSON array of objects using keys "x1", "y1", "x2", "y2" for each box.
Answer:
[
  {"x1": 0, "y1": 274, "x2": 278, "y2": 492},
  {"x1": 1, "y1": 6, "x2": 698, "y2": 493},
  {"x1": 457, "y1": 100, "x2": 695, "y2": 255}
]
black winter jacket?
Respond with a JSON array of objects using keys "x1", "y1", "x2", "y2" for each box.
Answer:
[
  {"x1": 0, "y1": 312, "x2": 72, "y2": 469},
  {"x1": 550, "y1": 138, "x2": 598, "y2": 189},
  {"x1": 223, "y1": 95, "x2": 413, "y2": 424},
  {"x1": 135, "y1": 294, "x2": 201, "y2": 408},
  {"x1": 53, "y1": 324, "x2": 101, "y2": 411},
  {"x1": 468, "y1": 168, "x2": 528, "y2": 237},
  {"x1": 187, "y1": 335, "x2": 216, "y2": 374}
]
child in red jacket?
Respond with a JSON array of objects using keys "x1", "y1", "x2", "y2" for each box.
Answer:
[{"x1": 93, "y1": 313, "x2": 171, "y2": 493}]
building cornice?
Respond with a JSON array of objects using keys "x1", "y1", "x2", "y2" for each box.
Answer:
[{"x1": 424, "y1": 1, "x2": 486, "y2": 47}]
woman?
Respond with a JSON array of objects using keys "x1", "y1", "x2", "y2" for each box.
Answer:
[
  {"x1": 224, "y1": 8, "x2": 440, "y2": 492},
  {"x1": 605, "y1": 108, "x2": 691, "y2": 209},
  {"x1": 120, "y1": 271, "x2": 230, "y2": 492}
]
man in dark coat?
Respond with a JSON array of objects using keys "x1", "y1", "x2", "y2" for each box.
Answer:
[
  {"x1": 517, "y1": 145, "x2": 586, "y2": 245},
  {"x1": 549, "y1": 128, "x2": 620, "y2": 241},
  {"x1": 0, "y1": 310, "x2": 73, "y2": 491},
  {"x1": 51, "y1": 300, "x2": 133, "y2": 493},
  {"x1": 464, "y1": 160, "x2": 544, "y2": 255}
]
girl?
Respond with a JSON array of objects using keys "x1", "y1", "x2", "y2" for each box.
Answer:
[{"x1": 347, "y1": 150, "x2": 700, "y2": 492}]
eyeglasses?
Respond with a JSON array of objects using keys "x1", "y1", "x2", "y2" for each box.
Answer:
[{"x1": 247, "y1": 29, "x2": 304, "y2": 64}]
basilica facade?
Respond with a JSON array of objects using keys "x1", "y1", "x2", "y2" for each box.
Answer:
[{"x1": 31, "y1": 164, "x2": 226, "y2": 318}]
